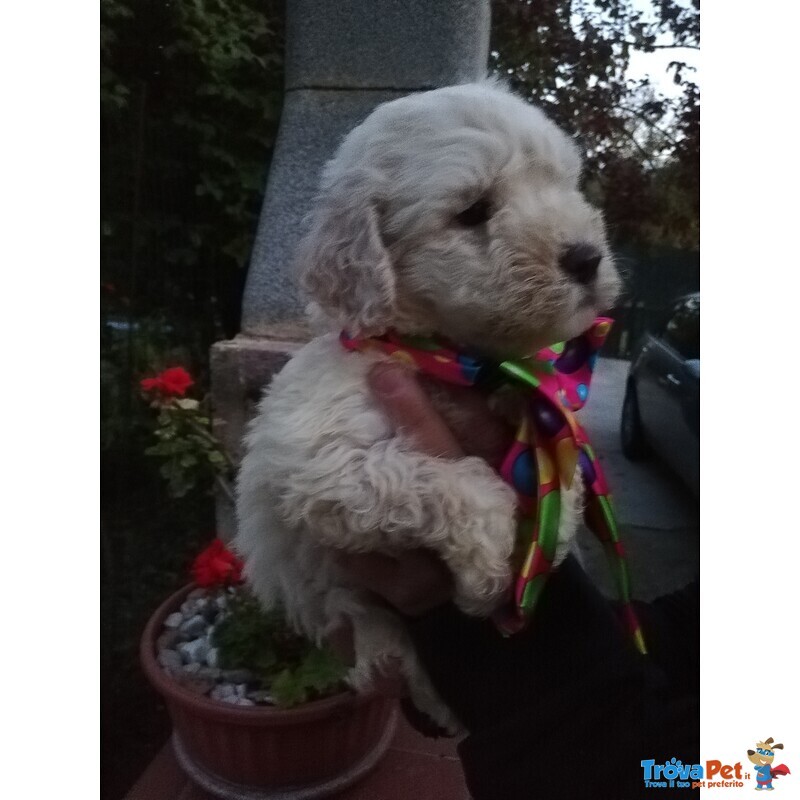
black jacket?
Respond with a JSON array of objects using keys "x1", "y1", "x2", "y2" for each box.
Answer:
[{"x1": 407, "y1": 557, "x2": 700, "y2": 799}]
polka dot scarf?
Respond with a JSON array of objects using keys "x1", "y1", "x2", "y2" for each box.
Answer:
[{"x1": 341, "y1": 319, "x2": 647, "y2": 654}]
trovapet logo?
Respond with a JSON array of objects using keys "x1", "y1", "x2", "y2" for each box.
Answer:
[
  {"x1": 641, "y1": 738, "x2": 791, "y2": 791},
  {"x1": 640, "y1": 758, "x2": 742, "y2": 790},
  {"x1": 640, "y1": 758, "x2": 705, "y2": 789}
]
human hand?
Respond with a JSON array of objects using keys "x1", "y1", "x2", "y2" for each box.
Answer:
[
  {"x1": 367, "y1": 360, "x2": 512, "y2": 465},
  {"x1": 327, "y1": 361, "x2": 511, "y2": 676},
  {"x1": 338, "y1": 361, "x2": 511, "y2": 616}
]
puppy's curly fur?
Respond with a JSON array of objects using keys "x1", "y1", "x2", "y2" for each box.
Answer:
[{"x1": 236, "y1": 81, "x2": 621, "y2": 731}]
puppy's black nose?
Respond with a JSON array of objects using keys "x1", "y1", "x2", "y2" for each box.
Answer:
[{"x1": 560, "y1": 243, "x2": 602, "y2": 285}]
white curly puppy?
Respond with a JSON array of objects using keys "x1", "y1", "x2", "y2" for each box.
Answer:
[{"x1": 235, "y1": 81, "x2": 621, "y2": 731}]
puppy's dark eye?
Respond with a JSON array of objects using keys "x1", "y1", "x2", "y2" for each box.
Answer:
[{"x1": 456, "y1": 198, "x2": 492, "y2": 227}]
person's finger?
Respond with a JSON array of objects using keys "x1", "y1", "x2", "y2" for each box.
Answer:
[
  {"x1": 368, "y1": 362, "x2": 463, "y2": 458},
  {"x1": 429, "y1": 382, "x2": 514, "y2": 467}
]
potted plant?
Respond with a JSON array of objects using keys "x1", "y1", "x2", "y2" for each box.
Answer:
[{"x1": 138, "y1": 369, "x2": 397, "y2": 798}]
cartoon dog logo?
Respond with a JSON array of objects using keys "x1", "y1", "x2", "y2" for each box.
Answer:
[{"x1": 747, "y1": 738, "x2": 791, "y2": 791}]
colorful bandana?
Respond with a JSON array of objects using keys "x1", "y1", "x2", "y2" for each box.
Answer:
[{"x1": 341, "y1": 320, "x2": 647, "y2": 654}]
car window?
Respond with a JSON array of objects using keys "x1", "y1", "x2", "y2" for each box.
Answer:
[{"x1": 663, "y1": 296, "x2": 700, "y2": 360}]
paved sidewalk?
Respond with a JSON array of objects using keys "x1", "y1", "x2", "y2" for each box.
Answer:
[{"x1": 576, "y1": 358, "x2": 699, "y2": 601}]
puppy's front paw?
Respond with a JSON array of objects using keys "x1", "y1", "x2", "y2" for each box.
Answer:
[{"x1": 439, "y1": 459, "x2": 517, "y2": 617}]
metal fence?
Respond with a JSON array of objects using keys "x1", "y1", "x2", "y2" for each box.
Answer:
[{"x1": 604, "y1": 245, "x2": 700, "y2": 358}]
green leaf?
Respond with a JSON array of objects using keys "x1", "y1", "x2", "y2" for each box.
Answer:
[
  {"x1": 210, "y1": 592, "x2": 345, "y2": 707},
  {"x1": 270, "y1": 669, "x2": 309, "y2": 708},
  {"x1": 297, "y1": 648, "x2": 348, "y2": 693}
]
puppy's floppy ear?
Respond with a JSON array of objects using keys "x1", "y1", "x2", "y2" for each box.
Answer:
[{"x1": 296, "y1": 166, "x2": 395, "y2": 336}]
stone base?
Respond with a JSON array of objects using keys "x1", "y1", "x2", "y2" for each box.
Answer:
[{"x1": 209, "y1": 323, "x2": 311, "y2": 539}]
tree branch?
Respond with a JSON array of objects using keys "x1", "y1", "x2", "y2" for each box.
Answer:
[
  {"x1": 627, "y1": 42, "x2": 699, "y2": 51},
  {"x1": 616, "y1": 126, "x2": 658, "y2": 170},
  {"x1": 617, "y1": 106, "x2": 680, "y2": 147}
]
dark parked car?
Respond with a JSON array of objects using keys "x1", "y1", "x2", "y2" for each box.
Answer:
[{"x1": 620, "y1": 293, "x2": 699, "y2": 496}]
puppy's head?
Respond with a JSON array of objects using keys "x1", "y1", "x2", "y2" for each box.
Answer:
[
  {"x1": 297, "y1": 81, "x2": 620, "y2": 356},
  {"x1": 747, "y1": 739, "x2": 783, "y2": 767}
]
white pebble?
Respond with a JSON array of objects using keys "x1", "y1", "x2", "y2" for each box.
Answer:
[
  {"x1": 180, "y1": 614, "x2": 207, "y2": 637},
  {"x1": 164, "y1": 612, "x2": 183, "y2": 629},
  {"x1": 178, "y1": 638, "x2": 210, "y2": 664},
  {"x1": 157, "y1": 649, "x2": 183, "y2": 671},
  {"x1": 210, "y1": 683, "x2": 236, "y2": 701}
]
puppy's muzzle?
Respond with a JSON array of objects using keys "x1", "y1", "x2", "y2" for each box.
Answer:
[{"x1": 560, "y1": 243, "x2": 602, "y2": 285}]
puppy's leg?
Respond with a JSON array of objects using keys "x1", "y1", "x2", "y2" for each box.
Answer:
[
  {"x1": 345, "y1": 604, "x2": 461, "y2": 734},
  {"x1": 277, "y1": 437, "x2": 518, "y2": 618}
]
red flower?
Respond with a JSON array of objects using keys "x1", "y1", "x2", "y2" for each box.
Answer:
[
  {"x1": 160, "y1": 367, "x2": 194, "y2": 396},
  {"x1": 140, "y1": 367, "x2": 194, "y2": 397},
  {"x1": 140, "y1": 376, "x2": 163, "y2": 392},
  {"x1": 192, "y1": 538, "x2": 244, "y2": 587}
]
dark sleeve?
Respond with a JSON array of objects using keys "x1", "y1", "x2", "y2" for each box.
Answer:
[{"x1": 405, "y1": 556, "x2": 699, "y2": 800}]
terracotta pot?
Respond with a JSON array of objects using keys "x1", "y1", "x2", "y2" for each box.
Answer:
[{"x1": 141, "y1": 585, "x2": 398, "y2": 799}]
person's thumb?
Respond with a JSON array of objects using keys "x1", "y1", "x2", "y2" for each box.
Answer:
[{"x1": 368, "y1": 362, "x2": 464, "y2": 459}]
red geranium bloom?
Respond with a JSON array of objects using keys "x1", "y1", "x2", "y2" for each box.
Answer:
[
  {"x1": 140, "y1": 366, "x2": 194, "y2": 397},
  {"x1": 159, "y1": 367, "x2": 194, "y2": 396},
  {"x1": 140, "y1": 376, "x2": 162, "y2": 392},
  {"x1": 192, "y1": 538, "x2": 244, "y2": 587}
]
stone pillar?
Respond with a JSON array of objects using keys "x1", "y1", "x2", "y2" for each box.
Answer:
[{"x1": 212, "y1": 0, "x2": 491, "y2": 537}]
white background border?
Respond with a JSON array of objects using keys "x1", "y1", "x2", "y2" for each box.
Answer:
[
  {"x1": 701, "y1": 1, "x2": 798, "y2": 796},
  {"x1": 1, "y1": 1, "x2": 798, "y2": 797},
  {"x1": 1, "y1": 1, "x2": 99, "y2": 796}
]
